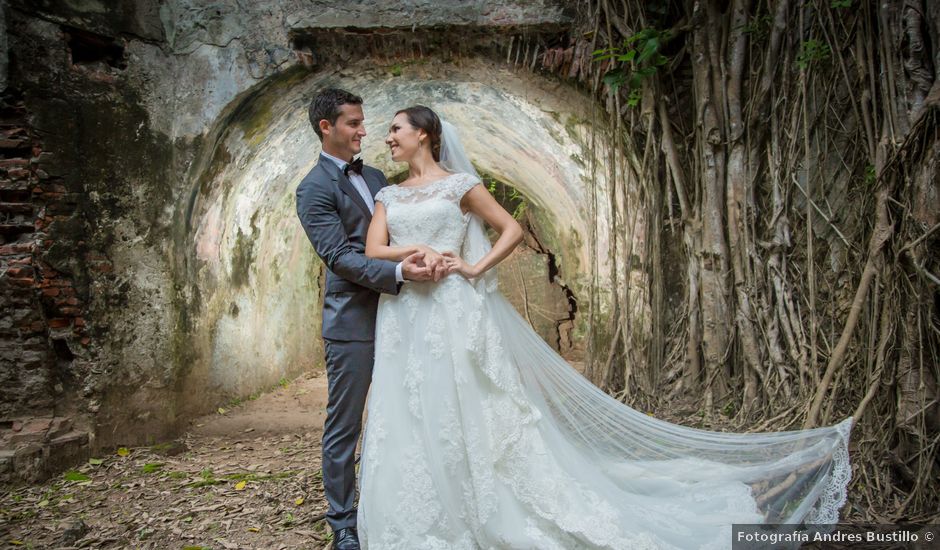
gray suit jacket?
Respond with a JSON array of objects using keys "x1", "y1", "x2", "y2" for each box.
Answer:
[{"x1": 296, "y1": 154, "x2": 401, "y2": 341}]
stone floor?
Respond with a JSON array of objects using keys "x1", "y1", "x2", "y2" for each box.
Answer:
[{"x1": 1, "y1": 370, "x2": 337, "y2": 550}]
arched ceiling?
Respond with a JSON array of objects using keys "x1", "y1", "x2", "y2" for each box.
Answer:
[{"x1": 181, "y1": 58, "x2": 617, "y2": 394}]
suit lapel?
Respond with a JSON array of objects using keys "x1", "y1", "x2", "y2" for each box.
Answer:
[
  {"x1": 320, "y1": 155, "x2": 372, "y2": 219},
  {"x1": 336, "y1": 172, "x2": 373, "y2": 219}
]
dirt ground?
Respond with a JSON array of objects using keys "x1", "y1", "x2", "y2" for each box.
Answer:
[
  {"x1": 1, "y1": 370, "x2": 343, "y2": 550},
  {"x1": 1, "y1": 360, "x2": 868, "y2": 549}
]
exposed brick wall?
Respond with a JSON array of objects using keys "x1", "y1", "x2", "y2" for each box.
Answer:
[
  {"x1": 0, "y1": 1, "x2": 184, "y2": 484},
  {"x1": 0, "y1": 91, "x2": 93, "y2": 483},
  {"x1": 1, "y1": 93, "x2": 55, "y2": 417}
]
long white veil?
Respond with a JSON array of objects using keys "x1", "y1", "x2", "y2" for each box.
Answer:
[
  {"x1": 439, "y1": 120, "x2": 499, "y2": 295},
  {"x1": 437, "y1": 119, "x2": 853, "y2": 525}
]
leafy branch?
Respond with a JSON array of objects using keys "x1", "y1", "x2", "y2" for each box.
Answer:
[
  {"x1": 796, "y1": 39, "x2": 831, "y2": 70},
  {"x1": 592, "y1": 28, "x2": 671, "y2": 106}
]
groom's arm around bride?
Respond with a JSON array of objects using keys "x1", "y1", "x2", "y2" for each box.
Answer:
[{"x1": 294, "y1": 88, "x2": 435, "y2": 549}]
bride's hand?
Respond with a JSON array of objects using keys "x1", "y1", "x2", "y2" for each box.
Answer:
[
  {"x1": 414, "y1": 245, "x2": 447, "y2": 281},
  {"x1": 442, "y1": 251, "x2": 480, "y2": 279}
]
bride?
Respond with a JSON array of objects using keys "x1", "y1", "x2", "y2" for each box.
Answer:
[{"x1": 360, "y1": 105, "x2": 853, "y2": 549}]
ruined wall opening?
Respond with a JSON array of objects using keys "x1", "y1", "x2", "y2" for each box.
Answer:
[
  {"x1": 173, "y1": 58, "x2": 617, "y2": 418},
  {"x1": 63, "y1": 26, "x2": 126, "y2": 70},
  {"x1": 480, "y1": 175, "x2": 579, "y2": 358}
]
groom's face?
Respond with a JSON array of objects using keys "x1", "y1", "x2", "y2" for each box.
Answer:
[{"x1": 322, "y1": 103, "x2": 366, "y2": 161}]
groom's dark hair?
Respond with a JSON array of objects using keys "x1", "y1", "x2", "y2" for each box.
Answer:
[{"x1": 309, "y1": 88, "x2": 363, "y2": 141}]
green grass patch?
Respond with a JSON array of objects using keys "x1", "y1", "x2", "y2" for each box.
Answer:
[
  {"x1": 141, "y1": 462, "x2": 164, "y2": 474},
  {"x1": 221, "y1": 470, "x2": 299, "y2": 482},
  {"x1": 186, "y1": 468, "x2": 222, "y2": 488},
  {"x1": 147, "y1": 441, "x2": 176, "y2": 452}
]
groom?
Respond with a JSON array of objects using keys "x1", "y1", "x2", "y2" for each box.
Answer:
[{"x1": 295, "y1": 88, "x2": 441, "y2": 550}]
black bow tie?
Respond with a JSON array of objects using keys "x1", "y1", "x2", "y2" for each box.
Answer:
[{"x1": 343, "y1": 157, "x2": 363, "y2": 176}]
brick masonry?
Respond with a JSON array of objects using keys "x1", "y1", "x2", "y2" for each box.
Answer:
[{"x1": 0, "y1": 92, "x2": 93, "y2": 484}]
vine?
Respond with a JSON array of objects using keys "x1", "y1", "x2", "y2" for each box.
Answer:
[{"x1": 571, "y1": 0, "x2": 939, "y2": 522}]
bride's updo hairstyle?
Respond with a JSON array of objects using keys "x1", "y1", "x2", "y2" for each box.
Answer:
[{"x1": 395, "y1": 105, "x2": 443, "y2": 161}]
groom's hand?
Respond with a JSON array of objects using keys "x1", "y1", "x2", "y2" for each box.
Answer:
[{"x1": 402, "y1": 252, "x2": 432, "y2": 281}]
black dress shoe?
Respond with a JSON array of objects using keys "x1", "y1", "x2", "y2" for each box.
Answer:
[{"x1": 331, "y1": 527, "x2": 360, "y2": 550}]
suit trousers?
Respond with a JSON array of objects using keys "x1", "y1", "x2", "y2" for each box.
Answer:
[{"x1": 321, "y1": 338, "x2": 374, "y2": 531}]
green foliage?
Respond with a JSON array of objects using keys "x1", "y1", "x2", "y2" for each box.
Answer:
[
  {"x1": 62, "y1": 471, "x2": 90, "y2": 482},
  {"x1": 831, "y1": 0, "x2": 853, "y2": 8},
  {"x1": 222, "y1": 470, "x2": 298, "y2": 482},
  {"x1": 738, "y1": 14, "x2": 773, "y2": 41},
  {"x1": 626, "y1": 88, "x2": 642, "y2": 108},
  {"x1": 385, "y1": 59, "x2": 427, "y2": 77},
  {"x1": 592, "y1": 28, "x2": 671, "y2": 104},
  {"x1": 796, "y1": 39, "x2": 831, "y2": 69},
  {"x1": 507, "y1": 188, "x2": 528, "y2": 220},
  {"x1": 187, "y1": 468, "x2": 221, "y2": 488},
  {"x1": 864, "y1": 164, "x2": 876, "y2": 186},
  {"x1": 483, "y1": 174, "x2": 528, "y2": 221},
  {"x1": 140, "y1": 462, "x2": 163, "y2": 474}
]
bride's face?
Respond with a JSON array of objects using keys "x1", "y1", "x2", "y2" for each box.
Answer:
[{"x1": 385, "y1": 113, "x2": 426, "y2": 163}]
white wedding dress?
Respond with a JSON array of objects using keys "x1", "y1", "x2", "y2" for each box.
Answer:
[{"x1": 357, "y1": 172, "x2": 852, "y2": 550}]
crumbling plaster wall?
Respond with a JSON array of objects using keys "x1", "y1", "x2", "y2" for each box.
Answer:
[
  {"x1": 178, "y1": 58, "x2": 612, "y2": 413},
  {"x1": 0, "y1": 0, "x2": 634, "y2": 483}
]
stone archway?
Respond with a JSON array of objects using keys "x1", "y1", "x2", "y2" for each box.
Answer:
[
  {"x1": 176, "y1": 58, "x2": 615, "y2": 414},
  {"x1": 2, "y1": 0, "x2": 638, "y2": 485}
]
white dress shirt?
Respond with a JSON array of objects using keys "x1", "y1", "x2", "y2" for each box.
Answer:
[{"x1": 321, "y1": 151, "x2": 404, "y2": 283}]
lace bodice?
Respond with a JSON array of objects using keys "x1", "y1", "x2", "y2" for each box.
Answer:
[{"x1": 376, "y1": 172, "x2": 481, "y2": 254}]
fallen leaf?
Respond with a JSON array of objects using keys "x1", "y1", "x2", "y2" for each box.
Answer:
[
  {"x1": 88, "y1": 458, "x2": 103, "y2": 465},
  {"x1": 294, "y1": 497, "x2": 304, "y2": 506},
  {"x1": 117, "y1": 447, "x2": 129, "y2": 457},
  {"x1": 234, "y1": 480, "x2": 247, "y2": 491},
  {"x1": 247, "y1": 527, "x2": 260, "y2": 532},
  {"x1": 64, "y1": 471, "x2": 90, "y2": 481}
]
